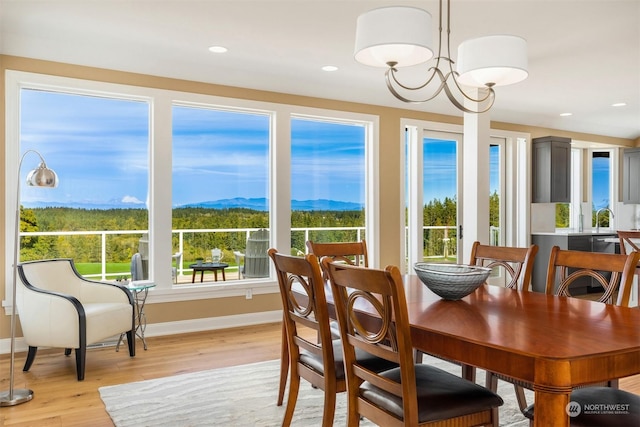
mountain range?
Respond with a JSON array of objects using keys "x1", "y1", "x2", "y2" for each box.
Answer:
[{"x1": 23, "y1": 197, "x2": 363, "y2": 211}]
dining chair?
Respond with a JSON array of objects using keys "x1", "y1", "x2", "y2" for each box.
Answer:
[
  {"x1": 617, "y1": 230, "x2": 640, "y2": 286},
  {"x1": 306, "y1": 239, "x2": 368, "y2": 276},
  {"x1": 324, "y1": 260, "x2": 503, "y2": 427},
  {"x1": 467, "y1": 242, "x2": 540, "y2": 412},
  {"x1": 275, "y1": 239, "x2": 369, "y2": 405},
  {"x1": 268, "y1": 249, "x2": 396, "y2": 426},
  {"x1": 618, "y1": 230, "x2": 640, "y2": 255},
  {"x1": 469, "y1": 241, "x2": 539, "y2": 290},
  {"x1": 417, "y1": 241, "x2": 539, "y2": 384},
  {"x1": 500, "y1": 246, "x2": 640, "y2": 426}
]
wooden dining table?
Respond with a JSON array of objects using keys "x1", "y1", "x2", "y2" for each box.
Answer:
[{"x1": 394, "y1": 275, "x2": 640, "y2": 427}]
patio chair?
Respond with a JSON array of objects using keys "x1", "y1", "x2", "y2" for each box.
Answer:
[
  {"x1": 131, "y1": 252, "x2": 144, "y2": 281},
  {"x1": 234, "y1": 229, "x2": 270, "y2": 279},
  {"x1": 171, "y1": 251, "x2": 182, "y2": 283}
]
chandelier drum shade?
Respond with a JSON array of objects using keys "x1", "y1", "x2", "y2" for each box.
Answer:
[
  {"x1": 456, "y1": 35, "x2": 528, "y2": 88},
  {"x1": 354, "y1": 1, "x2": 528, "y2": 113},
  {"x1": 354, "y1": 6, "x2": 434, "y2": 68}
]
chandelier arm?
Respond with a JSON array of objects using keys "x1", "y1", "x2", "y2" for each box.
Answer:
[
  {"x1": 442, "y1": 82, "x2": 495, "y2": 113},
  {"x1": 448, "y1": 73, "x2": 496, "y2": 104},
  {"x1": 386, "y1": 66, "x2": 441, "y2": 92},
  {"x1": 385, "y1": 68, "x2": 449, "y2": 104}
]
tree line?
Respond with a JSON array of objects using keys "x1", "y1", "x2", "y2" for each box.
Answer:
[{"x1": 19, "y1": 194, "x2": 500, "y2": 263}]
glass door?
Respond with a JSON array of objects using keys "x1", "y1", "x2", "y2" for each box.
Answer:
[{"x1": 405, "y1": 128, "x2": 462, "y2": 271}]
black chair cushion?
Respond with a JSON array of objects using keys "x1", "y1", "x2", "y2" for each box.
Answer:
[
  {"x1": 360, "y1": 364, "x2": 503, "y2": 423},
  {"x1": 300, "y1": 339, "x2": 397, "y2": 379},
  {"x1": 523, "y1": 387, "x2": 639, "y2": 426}
]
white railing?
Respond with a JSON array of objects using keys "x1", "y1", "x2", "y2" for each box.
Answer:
[{"x1": 20, "y1": 225, "x2": 462, "y2": 280}]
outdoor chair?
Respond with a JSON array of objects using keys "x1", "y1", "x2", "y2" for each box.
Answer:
[
  {"x1": 131, "y1": 252, "x2": 144, "y2": 281},
  {"x1": 234, "y1": 229, "x2": 269, "y2": 279},
  {"x1": 171, "y1": 251, "x2": 182, "y2": 283},
  {"x1": 16, "y1": 258, "x2": 136, "y2": 381}
]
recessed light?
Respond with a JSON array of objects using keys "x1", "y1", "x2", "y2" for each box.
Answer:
[
  {"x1": 559, "y1": 113, "x2": 572, "y2": 117},
  {"x1": 208, "y1": 46, "x2": 228, "y2": 53},
  {"x1": 322, "y1": 65, "x2": 338, "y2": 72},
  {"x1": 612, "y1": 102, "x2": 627, "y2": 107}
]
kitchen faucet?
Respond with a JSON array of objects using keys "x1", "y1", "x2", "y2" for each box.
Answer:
[{"x1": 595, "y1": 207, "x2": 615, "y2": 233}]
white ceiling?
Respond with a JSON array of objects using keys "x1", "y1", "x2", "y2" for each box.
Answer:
[{"x1": 1, "y1": 0, "x2": 639, "y2": 139}]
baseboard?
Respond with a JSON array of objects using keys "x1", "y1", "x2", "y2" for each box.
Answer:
[{"x1": 0, "y1": 310, "x2": 283, "y2": 354}]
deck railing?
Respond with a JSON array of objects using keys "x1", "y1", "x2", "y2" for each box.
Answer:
[{"x1": 19, "y1": 225, "x2": 460, "y2": 281}]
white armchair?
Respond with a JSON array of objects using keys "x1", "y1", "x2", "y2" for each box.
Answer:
[{"x1": 16, "y1": 258, "x2": 135, "y2": 381}]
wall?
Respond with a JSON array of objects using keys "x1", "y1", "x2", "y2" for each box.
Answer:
[{"x1": 1, "y1": 54, "x2": 635, "y2": 340}]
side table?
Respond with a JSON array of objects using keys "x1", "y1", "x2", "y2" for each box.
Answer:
[
  {"x1": 117, "y1": 281, "x2": 156, "y2": 351},
  {"x1": 189, "y1": 262, "x2": 229, "y2": 283}
]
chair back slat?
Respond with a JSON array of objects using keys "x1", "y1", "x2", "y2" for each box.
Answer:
[
  {"x1": 469, "y1": 241, "x2": 538, "y2": 290},
  {"x1": 324, "y1": 259, "x2": 420, "y2": 422},
  {"x1": 306, "y1": 240, "x2": 368, "y2": 267},
  {"x1": 617, "y1": 230, "x2": 640, "y2": 255},
  {"x1": 545, "y1": 246, "x2": 640, "y2": 306}
]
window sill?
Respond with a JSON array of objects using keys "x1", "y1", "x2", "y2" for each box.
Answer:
[{"x1": 146, "y1": 279, "x2": 279, "y2": 304}]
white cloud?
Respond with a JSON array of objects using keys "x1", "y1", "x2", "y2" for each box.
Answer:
[{"x1": 121, "y1": 195, "x2": 144, "y2": 204}]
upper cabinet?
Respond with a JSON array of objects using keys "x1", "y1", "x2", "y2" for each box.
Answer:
[
  {"x1": 532, "y1": 136, "x2": 572, "y2": 203},
  {"x1": 623, "y1": 148, "x2": 640, "y2": 204}
]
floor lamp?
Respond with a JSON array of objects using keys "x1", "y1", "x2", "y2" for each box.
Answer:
[{"x1": 0, "y1": 150, "x2": 58, "y2": 407}]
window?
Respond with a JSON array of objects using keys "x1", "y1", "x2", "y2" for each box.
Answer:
[
  {"x1": 6, "y1": 71, "x2": 376, "y2": 301},
  {"x1": 172, "y1": 105, "x2": 271, "y2": 282},
  {"x1": 591, "y1": 151, "x2": 612, "y2": 228},
  {"x1": 290, "y1": 117, "x2": 366, "y2": 252},
  {"x1": 17, "y1": 88, "x2": 150, "y2": 281}
]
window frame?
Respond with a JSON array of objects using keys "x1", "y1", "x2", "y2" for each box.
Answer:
[{"x1": 4, "y1": 70, "x2": 378, "y2": 307}]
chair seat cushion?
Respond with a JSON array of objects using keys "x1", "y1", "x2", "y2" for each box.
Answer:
[
  {"x1": 524, "y1": 387, "x2": 640, "y2": 426},
  {"x1": 300, "y1": 339, "x2": 397, "y2": 379},
  {"x1": 360, "y1": 364, "x2": 503, "y2": 423},
  {"x1": 84, "y1": 302, "x2": 133, "y2": 344}
]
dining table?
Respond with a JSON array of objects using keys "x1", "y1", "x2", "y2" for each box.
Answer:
[
  {"x1": 287, "y1": 273, "x2": 640, "y2": 426},
  {"x1": 385, "y1": 275, "x2": 640, "y2": 427}
]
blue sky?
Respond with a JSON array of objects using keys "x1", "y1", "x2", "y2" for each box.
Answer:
[
  {"x1": 423, "y1": 138, "x2": 500, "y2": 203},
  {"x1": 19, "y1": 88, "x2": 607, "y2": 210},
  {"x1": 20, "y1": 89, "x2": 367, "y2": 208}
]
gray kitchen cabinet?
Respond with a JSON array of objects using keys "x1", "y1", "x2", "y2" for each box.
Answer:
[
  {"x1": 532, "y1": 136, "x2": 572, "y2": 203},
  {"x1": 623, "y1": 147, "x2": 640, "y2": 204}
]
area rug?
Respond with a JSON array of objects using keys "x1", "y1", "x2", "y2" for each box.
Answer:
[{"x1": 99, "y1": 356, "x2": 531, "y2": 426}]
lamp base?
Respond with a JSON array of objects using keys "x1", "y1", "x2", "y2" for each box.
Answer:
[{"x1": 0, "y1": 388, "x2": 34, "y2": 406}]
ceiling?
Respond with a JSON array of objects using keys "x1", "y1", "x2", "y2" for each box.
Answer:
[{"x1": 1, "y1": 0, "x2": 639, "y2": 140}]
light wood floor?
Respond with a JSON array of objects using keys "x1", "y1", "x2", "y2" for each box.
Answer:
[{"x1": 1, "y1": 322, "x2": 639, "y2": 426}]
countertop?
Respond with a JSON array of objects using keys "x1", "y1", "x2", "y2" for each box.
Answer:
[{"x1": 531, "y1": 230, "x2": 618, "y2": 236}]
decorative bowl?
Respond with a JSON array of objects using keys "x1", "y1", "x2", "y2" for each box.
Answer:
[{"x1": 413, "y1": 263, "x2": 491, "y2": 300}]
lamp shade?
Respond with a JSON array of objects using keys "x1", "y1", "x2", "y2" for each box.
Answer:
[
  {"x1": 456, "y1": 35, "x2": 528, "y2": 87},
  {"x1": 354, "y1": 6, "x2": 434, "y2": 68},
  {"x1": 25, "y1": 162, "x2": 59, "y2": 188}
]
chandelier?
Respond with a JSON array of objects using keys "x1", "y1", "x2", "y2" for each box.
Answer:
[{"x1": 354, "y1": 1, "x2": 528, "y2": 113}]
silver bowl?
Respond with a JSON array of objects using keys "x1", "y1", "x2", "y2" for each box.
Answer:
[{"x1": 413, "y1": 263, "x2": 491, "y2": 300}]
